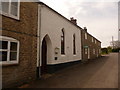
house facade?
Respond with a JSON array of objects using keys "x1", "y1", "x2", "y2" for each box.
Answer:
[
  {"x1": 81, "y1": 28, "x2": 101, "y2": 61},
  {"x1": 1, "y1": 2, "x2": 38, "y2": 88},
  {"x1": 37, "y1": 3, "x2": 82, "y2": 74},
  {"x1": 1, "y1": 1, "x2": 101, "y2": 88}
]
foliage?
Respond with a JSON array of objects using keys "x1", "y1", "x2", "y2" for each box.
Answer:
[
  {"x1": 101, "y1": 48, "x2": 108, "y2": 54},
  {"x1": 101, "y1": 46, "x2": 120, "y2": 55},
  {"x1": 112, "y1": 48, "x2": 120, "y2": 52},
  {"x1": 107, "y1": 46, "x2": 112, "y2": 52}
]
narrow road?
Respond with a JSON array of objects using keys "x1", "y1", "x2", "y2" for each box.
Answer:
[{"x1": 22, "y1": 53, "x2": 118, "y2": 88}]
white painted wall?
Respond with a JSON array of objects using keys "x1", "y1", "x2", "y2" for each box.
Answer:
[{"x1": 38, "y1": 4, "x2": 82, "y2": 65}]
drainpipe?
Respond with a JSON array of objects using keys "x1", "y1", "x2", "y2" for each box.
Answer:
[{"x1": 37, "y1": 4, "x2": 42, "y2": 78}]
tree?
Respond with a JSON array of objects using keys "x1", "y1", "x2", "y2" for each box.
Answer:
[
  {"x1": 107, "y1": 46, "x2": 112, "y2": 53},
  {"x1": 101, "y1": 48, "x2": 108, "y2": 54}
]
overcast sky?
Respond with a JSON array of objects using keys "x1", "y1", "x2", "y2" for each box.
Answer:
[{"x1": 40, "y1": 0, "x2": 119, "y2": 47}]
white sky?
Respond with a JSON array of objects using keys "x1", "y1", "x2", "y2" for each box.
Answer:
[{"x1": 40, "y1": 0, "x2": 119, "y2": 47}]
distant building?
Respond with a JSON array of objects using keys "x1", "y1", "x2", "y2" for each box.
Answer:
[{"x1": 81, "y1": 27, "x2": 101, "y2": 61}]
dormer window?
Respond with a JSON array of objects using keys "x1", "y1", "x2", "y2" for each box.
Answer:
[{"x1": 1, "y1": 0, "x2": 20, "y2": 20}]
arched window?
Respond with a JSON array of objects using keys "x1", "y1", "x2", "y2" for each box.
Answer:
[
  {"x1": 73, "y1": 34, "x2": 76, "y2": 55},
  {"x1": 61, "y1": 29, "x2": 65, "y2": 54}
]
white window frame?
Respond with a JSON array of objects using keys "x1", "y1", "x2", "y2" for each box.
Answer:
[
  {"x1": 92, "y1": 37, "x2": 94, "y2": 42},
  {"x1": 93, "y1": 49, "x2": 95, "y2": 54},
  {"x1": 0, "y1": 36, "x2": 20, "y2": 65},
  {"x1": 85, "y1": 48, "x2": 87, "y2": 54},
  {"x1": 1, "y1": 0, "x2": 20, "y2": 20},
  {"x1": 95, "y1": 39, "x2": 96, "y2": 44},
  {"x1": 85, "y1": 33, "x2": 87, "y2": 39}
]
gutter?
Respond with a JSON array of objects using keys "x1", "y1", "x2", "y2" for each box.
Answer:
[{"x1": 37, "y1": 4, "x2": 42, "y2": 78}]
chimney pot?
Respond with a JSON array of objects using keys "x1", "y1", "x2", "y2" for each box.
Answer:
[
  {"x1": 84, "y1": 27, "x2": 87, "y2": 32},
  {"x1": 70, "y1": 17, "x2": 77, "y2": 25}
]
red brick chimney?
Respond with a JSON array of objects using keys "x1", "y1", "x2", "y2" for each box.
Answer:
[{"x1": 70, "y1": 17, "x2": 77, "y2": 25}]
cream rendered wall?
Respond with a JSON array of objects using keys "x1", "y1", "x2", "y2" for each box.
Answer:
[{"x1": 39, "y1": 5, "x2": 82, "y2": 65}]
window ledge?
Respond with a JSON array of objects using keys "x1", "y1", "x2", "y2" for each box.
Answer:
[
  {"x1": 0, "y1": 61, "x2": 19, "y2": 67},
  {"x1": 1, "y1": 12, "x2": 20, "y2": 21},
  {"x1": 73, "y1": 55, "x2": 77, "y2": 56},
  {"x1": 61, "y1": 55, "x2": 65, "y2": 56}
]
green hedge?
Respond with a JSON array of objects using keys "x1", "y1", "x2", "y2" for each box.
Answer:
[
  {"x1": 112, "y1": 48, "x2": 120, "y2": 52},
  {"x1": 101, "y1": 48, "x2": 108, "y2": 54}
]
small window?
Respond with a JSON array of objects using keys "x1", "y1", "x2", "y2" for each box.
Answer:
[
  {"x1": 10, "y1": 42, "x2": 17, "y2": 61},
  {"x1": 0, "y1": 41, "x2": 8, "y2": 49},
  {"x1": 95, "y1": 40, "x2": 96, "y2": 44},
  {"x1": 61, "y1": 29, "x2": 65, "y2": 54},
  {"x1": 85, "y1": 33, "x2": 87, "y2": 39},
  {"x1": 92, "y1": 37, "x2": 94, "y2": 42},
  {"x1": 99, "y1": 49, "x2": 101, "y2": 54},
  {"x1": 85, "y1": 48, "x2": 87, "y2": 54},
  {"x1": 1, "y1": 0, "x2": 20, "y2": 19},
  {"x1": 11, "y1": 1, "x2": 19, "y2": 16},
  {"x1": 1, "y1": 2, "x2": 9, "y2": 14},
  {"x1": 99, "y1": 43, "x2": 101, "y2": 46},
  {"x1": 93, "y1": 49, "x2": 95, "y2": 54},
  {"x1": 73, "y1": 34, "x2": 76, "y2": 55},
  {"x1": 0, "y1": 36, "x2": 19, "y2": 65},
  {"x1": 0, "y1": 51, "x2": 7, "y2": 61}
]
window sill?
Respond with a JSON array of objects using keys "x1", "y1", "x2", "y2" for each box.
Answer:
[
  {"x1": 1, "y1": 12, "x2": 20, "y2": 21},
  {"x1": 61, "y1": 54, "x2": 65, "y2": 56},
  {"x1": 73, "y1": 54, "x2": 77, "y2": 56},
  {"x1": 0, "y1": 61, "x2": 19, "y2": 67}
]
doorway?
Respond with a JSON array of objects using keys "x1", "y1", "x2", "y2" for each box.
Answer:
[
  {"x1": 41, "y1": 38, "x2": 47, "y2": 75},
  {"x1": 88, "y1": 48, "x2": 90, "y2": 59}
]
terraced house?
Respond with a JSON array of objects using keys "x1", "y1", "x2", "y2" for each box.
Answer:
[
  {"x1": 81, "y1": 27, "x2": 101, "y2": 61},
  {"x1": 0, "y1": 1, "x2": 101, "y2": 88}
]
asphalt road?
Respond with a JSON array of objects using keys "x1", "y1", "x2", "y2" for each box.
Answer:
[{"x1": 21, "y1": 53, "x2": 118, "y2": 88}]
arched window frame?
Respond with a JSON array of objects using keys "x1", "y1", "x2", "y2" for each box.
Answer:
[
  {"x1": 61, "y1": 28, "x2": 65, "y2": 54},
  {"x1": 0, "y1": 36, "x2": 20, "y2": 66}
]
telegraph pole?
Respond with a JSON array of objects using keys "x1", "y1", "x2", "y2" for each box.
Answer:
[{"x1": 112, "y1": 36, "x2": 114, "y2": 49}]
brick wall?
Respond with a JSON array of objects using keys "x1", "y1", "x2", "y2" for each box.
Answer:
[
  {"x1": 1, "y1": 2, "x2": 38, "y2": 88},
  {"x1": 81, "y1": 29, "x2": 101, "y2": 61}
]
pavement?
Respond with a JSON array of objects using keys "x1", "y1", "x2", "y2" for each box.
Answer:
[{"x1": 19, "y1": 53, "x2": 118, "y2": 88}]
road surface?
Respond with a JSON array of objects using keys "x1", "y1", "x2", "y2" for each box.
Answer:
[{"x1": 20, "y1": 53, "x2": 118, "y2": 88}]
